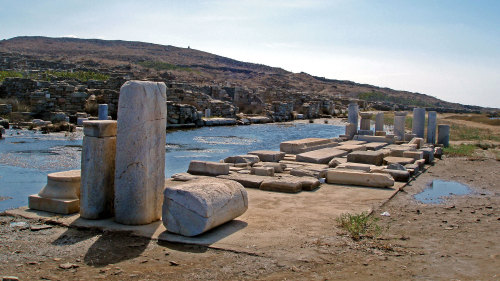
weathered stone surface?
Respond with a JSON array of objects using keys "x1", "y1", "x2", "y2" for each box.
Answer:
[
  {"x1": 252, "y1": 162, "x2": 286, "y2": 173},
  {"x1": 383, "y1": 156, "x2": 415, "y2": 165},
  {"x1": 408, "y1": 137, "x2": 424, "y2": 149},
  {"x1": 341, "y1": 140, "x2": 367, "y2": 145},
  {"x1": 336, "y1": 144, "x2": 367, "y2": 153},
  {"x1": 328, "y1": 157, "x2": 347, "y2": 168},
  {"x1": 336, "y1": 163, "x2": 374, "y2": 172},
  {"x1": 28, "y1": 170, "x2": 81, "y2": 215},
  {"x1": 393, "y1": 112, "x2": 407, "y2": 140},
  {"x1": 260, "y1": 179, "x2": 302, "y2": 193},
  {"x1": 434, "y1": 146, "x2": 443, "y2": 159},
  {"x1": 390, "y1": 146, "x2": 416, "y2": 157},
  {"x1": 223, "y1": 155, "x2": 260, "y2": 165},
  {"x1": 278, "y1": 175, "x2": 321, "y2": 191},
  {"x1": 402, "y1": 150, "x2": 424, "y2": 161},
  {"x1": 248, "y1": 150, "x2": 285, "y2": 162},
  {"x1": 280, "y1": 138, "x2": 337, "y2": 154},
  {"x1": 412, "y1": 108, "x2": 426, "y2": 138},
  {"x1": 359, "y1": 112, "x2": 373, "y2": 130},
  {"x1": 251, "y1": 167, "x2": 275, "y2": 176},
  {"x1": 80, "y1": 134, "x2": 116, "y2": 219},
  {"x1": 326, "y1": 170, "x2": 394, "y2": 188},
  {"x1": 296, "y1": 147, "x2": 348, "y2": 164},
  {"x1": 345, "y1": 123, "x2": 357, "y2": 139},
  {"x1": 114, "y1": 81, "x2": 166, "y2": 225},
  {"x1": 405, "y1": 163, "x2": 419, "y2": 175},
  {"x1": 375, "y1": 112, "x2": 384, "y2": 132},
  {"x1": 171, "y1": 173, "x2": 199, "y2": 181},
  {"x1": 353, "y1": 135, "x2": 395, "y2": 144},
  {"x1": 438, "y1": 125, "x2": 450, "y2": 147},
  {"x1": 419, "y1": 147, "x2": 435, "y2": 164},
  {"x1": 188, "y1": 160, "x2": 230, "y2": 176},
  {"x1": 427, "y1": 111, "x2": 437, "y2": 144},
  {"x1": 82, "y1": 120, "x2": 117, "y2": 138},
  {"x1": 162, "y1": 178, "x2": 248, "y2": 237},
  {"x1": 347, "y1": 102, "x2": 359, "y2": 128},
  {"x1": 381, "y1": 169, "x2": 410, "y2": 182},
  {"x1": 347, "y1": 150, "x2": 384, "y2": 166},
  {"x1": 289, "y1": 167, "x2": 328, "y2": 178},
  {"x1": 217, "y1": 174, "x2": 271, "y2": 188},
  {"x1": 387, "y1": 163, "x2": 407, "y2": 171},
  {"x1": 364, "y1": 142, "x2": 388, "y2": 151}
]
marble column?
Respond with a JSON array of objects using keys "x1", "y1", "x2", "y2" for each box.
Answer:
[
  {"x1": 412, "y1": 108, "x2": 426, "y2": 138},
  {"x1": 80, "y1": 120, "x2": 117, "y2": 219},
  {"x1": 205, "y1": 108, "x2": 211, "y2": 118},
  {"x1": 347, "y1": 102, "x2": 359, "y2": 130},
  {"x1": 114, "y1": 81, "x2": 167, "y2": 225},
  {"x1": 427, "y1": 111, "x2": 437, "y2": 144},
  {"x1": 394, "y1": 112, "x2": 407, "y2": 140},
  {"x1": 98, "y1": 104, "x2": 108, "y2": 120},
  {"x1": 359, "y1": 112, "x2": 373, "y2": 130},
  {"x1": 375, "y1": 112, "x2": 384, "y2": 132},
  {"x1": 438, "y1": 124, "x2": 450, "y2": 147}
]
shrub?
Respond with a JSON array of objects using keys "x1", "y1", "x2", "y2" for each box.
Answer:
[{"x1": 336, "y1": 212, "x2": 382, "y2": 240}]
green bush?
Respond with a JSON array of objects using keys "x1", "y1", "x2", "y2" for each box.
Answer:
[
  {"x1": 336, "y1": 212, "x2": 382, "y2": 240},
  {"x1": 0, "y1": 71, "x2": 23, "y2": 82}
]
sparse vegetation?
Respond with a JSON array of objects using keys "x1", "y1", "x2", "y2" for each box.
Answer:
[
  {"x1": 137, "y1": 60, "x2": 193, "y2": 72},
  {"x1": 0, "y1": 70, "x2": 23, "y2": 82},
  {"x1": 445, "y1": 114, "x2": 500, "y2": 126},
  {"x1": 336, "y1": 212, "x2": 382, "y2": 240},
  {"x1": 449, "y1": 124, "x2": 500, "y2": 142},
  {"x1": 359, "y1": 92, "x2": 432, "y2": 107},
  {"x1": 443, "y1": 144, "x2": 476, "y2": 157},
  {"x1": 41, "y1": 70, "x2": 109, "y2": 81}
]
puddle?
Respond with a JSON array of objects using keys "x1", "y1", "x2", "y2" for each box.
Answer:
[{"x1": 414, "y1": 180, "x2": 473, "y2": 204}]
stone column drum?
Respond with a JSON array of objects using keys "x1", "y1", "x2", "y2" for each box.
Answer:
[
  {"x1": 411, "y1": 108, "x2": 426, "y2": 138},
  {"x1": 393, "y1": 112, "x2": 407, "y2": 140},
  {"x1": 359, "y1": 112, "x2": 373, "y2": 130},
  {"x1": 98, "y1": 104, "x2": 108, "y2": 120},
  {"x1": 114, "y1": 81, "x2": 167, "y2": 225},
  {"x1": 347, "y1": 102, "x2": 359, "y2": 130},
  {"x1": 427, "y1": 111, "x2": 437, "y2": 144},
  {"x1": 204, "y1": 108, "x2": 211, "y2": 118},
  {"x1": 375, "y1": 112, "x2": 384, "y2": 132},
  {"x1": 438, "y1": 124, "x2": 450, "y2": 147},
  {"x1": 80, "y1": 120, "x2": 117, "y2": 219}
]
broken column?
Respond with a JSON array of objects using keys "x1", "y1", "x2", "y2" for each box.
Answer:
[
  {"x1": 347, "y1": 102, "x2": 359, "y2": 130},
  {"x1": 80, "y1": 120, "x2": 117, "y2": 219},
  {"x1": 204, "y1": 108, "x2": 211, "y2": 118},
  {"x1": 438, "y1": 124, "x2": 450, "y2": 147},
  {"x1": 412, "y1": 108, "x2": 426, "y2": 138},
  {"x1": 28, "y1": 170, "x2": 81, "y2": 214},
  {"x1": 375, "y1": 112, "x2": 384, "y2": 132},
  {"x1": 98, "y1": 104, "x2": 108, "y2": 120},
  {"x1": 358, "y1": 112, "x2": 373, "y2": 135},
  {"x1": 427, "y1": 111, "x2": 437, "y2": 144},
  {"x1": 114, "y1": 81, "x2": 167, "y2": 225},
  {"x1": 394, "y1": 112, "x2": 407, "y2": 141}
]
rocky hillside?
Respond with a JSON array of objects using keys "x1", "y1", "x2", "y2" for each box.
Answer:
[{"x1": 0, "y1": 36, "x2": 486, "y2": 112}]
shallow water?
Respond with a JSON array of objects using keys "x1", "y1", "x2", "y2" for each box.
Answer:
[
  {"x1": 0, "y1": 122, "x2": 344, "y2": 211},
  {"x1": 414, "y1": 180, "x2": 473, "y2": 204}
]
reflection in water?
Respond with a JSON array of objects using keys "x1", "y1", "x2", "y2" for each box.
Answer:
[{"x1": 414, "y1": 180, "x2": 473, "y2": 204}]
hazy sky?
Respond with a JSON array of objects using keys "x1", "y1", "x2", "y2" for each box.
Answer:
[{"x1": 1, "y1": 0, "x2": 499, "y2": 108}]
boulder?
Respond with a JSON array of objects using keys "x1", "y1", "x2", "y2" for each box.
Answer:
[
  {"x1": 347, "y1": 151, "x2": 384, "y2": 166},
  {"x1": 188, "y1": 161, "x2": 230, "y2": 176},
  {"x1": 223, "y1": 155, "x2": 260, "y2": 165},
  {"x1": 162, "y1": 178, "x2": 248, "y2": 237},
  {"x1": 296, "y1": 147, "x2": 348, "y2": 164},
  {"x1": 326, "y1": 170, "x2": 394, "y2": 188},
  {"x1": 248, "y1": 150, "x2": 286, "y2": 162}
]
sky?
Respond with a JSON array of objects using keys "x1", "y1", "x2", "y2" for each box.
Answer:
[{"x1": 1, "y1": 0, "x2": 499, "y2": 108}]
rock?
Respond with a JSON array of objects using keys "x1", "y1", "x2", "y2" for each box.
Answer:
[
  {"x1": 387, "y1": 163, "x2": 407, "y2": 171},
  {"x1": 405, "y1": 163, "x2": 419, "y2": 175},
  {"x1": 289, "y1": 167, "x2": 327, "y2": 178},
  {"x1": 114, "y1": 81, "x2": 166, "y2": 225},
  {"x1": 29, "y1": 224, "x2": 53, "y2": 231},
  {"x1": 1, "y1": 276, "x2": 19, "y2": 281},
  {"x1": 278, "y1": 175, "x2": 321, "y2": 191},
  {"x1": 248, "y1": 150, "x2": 285, "y2": 162},
  {"x1": 402, "y1": 150, "x2": 424, "y2": 161},
  {"x1": 364, "y1": 142, "x2": 388, "y2": 151},
  {"x1": 336, "y1": 163, "x2": 374, "y2": 172},
  {"x1": 408, "y1": 137, "x2": 424, "y2": 149},
  {"x1": 188, "y1": 161, "x2": 230, "y2": 176},
  {"x1": 28, "y1": 170, "x2": 81, "y2": 215},
  {"x1": 223, "y1": 155, "x2": 260, "y2": 165},
  {"x1": 416, "y1": 159, "x2": 426, "y2": 169},
  {"x1": 383, "y1": 157, "x2": 415, "y2": 165},
  {"x1": 171, "y1": 173, "x2": 199, "y2": 181},
  {"x1": 162, "y1": 178, "x2": 248, "y2": 236},
  {"x1": 328, "y1": 157, "x2": 347, "y2": 168},
  {"x1": 251, "y1": 167, "x2": 274, "y2": 176},
  {"x1": 347, "y1": 151, "x2": 384, "y2": 166},
  {"x1": 280, "y1": 138, "x2": 338, "y2": 154},
  {"x1": 336, "y1": 144, "x2": 367, "y2": 152},
  {"x1": 260, "y1": 179, "x2": 302, "y2": 193},
  {"x1": 59, "y1": 263, "x2": 79, "y2": 269},
  {"x1": 80, "y1": 121, "x2": 116, "y2": 219},
  {"x1": 296, "y1": 147, "x2": 347, "y2": 164},
  {"x1": 419, "y1": 148, "x2": 435, "y2": 164},
  {"x1": 217, "y1": 174, "x2": 271, "y2": 188},
  {"x1": 390, "y1": 146, "x2": 416, "y2": 157},
  {"x1": 434, "y1": 146, "x2": 443, "y2": 159},
  {"x1": 326, "y1": 170, "x2": 394, "y2": 188},
  {"x1": 252, "y1": 162, "x2": 286, "y2": 173},
  {"x1": 381, "y1": 169, "x2": 410, "y2": 182}
]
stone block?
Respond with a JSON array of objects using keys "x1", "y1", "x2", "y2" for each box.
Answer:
[
  {"x1": 364, "y1": 142, "x2": 388, "y2": 151},
  {"x1": 438, "y1": 125, "x2": 450, "y2": 147},
  {"x1": 404, "y1": 133, "x2": 417, "y2": 142},
  {"x1": 326, "y1": 170, "x2": 394, "y2": 188},
  {"x1": 347, "y1": 150, "x2": 384, "y2": 166},
  {"x1": 260, "y1": 179, "x2": 302, "y2": 193},
  {"x1": 405, "y1": 163, "x2": 419, "y2": 175},
  {"x1": 402, "y1": 150, "x2": 424, "y2": 161},
  {"x1": 381, "y1": 169, "x2": 410, "y2": 182},
  {"x1": 419, "y1": 147, "x2": 435, "y2": 164},
  {"x1": 252, "y1": 162, "x2": 286, "y2": 173},
  {"x1": 434, "y1": 147, "x2": 443, "y2": 159},
  {"x1": 387, "y1": 163, "x2": 407, "y2": 171},
  {"x1": 336, "y1": 144, "x2": 367, "y2": 153},
  {"x1": 223, "y1": 155, "x2": 260, "y2": 165},
  {"x1": 412, "y1": 108, "x2": 426, "y2": 138},
  {"x1": 341, "y1": 140, "x2": 367, "y2": 145},
  {"x1": 353, "y1": 135, "x2": 394, "y2": 144},
  {"x1": 408, "y1": 137, "x2": 424, "y2": 149},
  {"x1": 162, "y1": 178, "x2": 248, "y2": 237},
  {"x1": 251, "y1": 167, "x2": 275, "y2": 176},
  {"x1": 188, "y1": 160, "x2": 230, "y2": 176},
  {"x1": 416, "y1": 159, "x2": 426, "y2": 169},
  {"x1": 328, "y1": 157, "x2": 347, "y2": 168},
  {"x1": 383, "y1": 156, "x2": 415, "y2": 165},
  {"x1": 83, "y1": 120, "x2": 117, "y2": 138},
  {"x1": 296, "y1": 147, "x2": 348, "y2": 164},
  {"x1": 98, "y1": 104, "x2": 108, "y2": 120},
  {"x1": 336, "y1": 163, "x2": 373, "y2": 172},
  {"x1": 375, "y1": 131, "x2": 387, "y2": 136},
  {"x1": 280, "y1": 138, "x2": 337, "y2": 154},
  {"x1": 357, "y1": 129, "x2": 374, "y2": 136},
  {"x1": 278, "y1": 175, "x2": 321, "y2": 191},
  {"x1": 248, "y1": 150, "x2": 285, "y2": 162},
  {"x1": 345, "y1": 123, "x2": 357, "y2": 139},
  {"x1": 28, "y1": 195, "x2": 80, "y2": 215},
  {"x1": 390, "y1": 146, "x2": 416, "y2": 157},
  {"x1": 217, "y1": 174, "x2": 271, "y2": 188},
  {"x1": 114, "y1": 81, "x2": 166, "y2": 225},
  {"x1": 77, "y1": 117, "x2": 89, "y2": 126}
]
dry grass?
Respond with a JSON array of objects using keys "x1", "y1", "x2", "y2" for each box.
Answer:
[{"x1": 445, "y1": 114, "x2": 500, "y2": 126}]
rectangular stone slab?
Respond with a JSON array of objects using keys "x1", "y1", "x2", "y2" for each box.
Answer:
[
  {"x1": 217, "y1": 174, "x2": 273, "y2": 189},
  {"x1": 402, "y1": 151, "x2": 424, "y2": 160},
  {"x1": 347, "y1": 150, "x2": 384, "y2": 166},
  {"x1": 326, "y1": 170, "x2": 394, "y2": 188},
  {"x1": 28, "y1": 195, "x2": 79, "y2": 215},
  {"x1": 188, "y1": 161, "x2": 230, "y2": 176},
  {"x1": 280, "y1": 138, "x2": 337, "y2": 154},
  {"x1": 353, "y1": 135, "x2": 395, "y2": 144},
  {"x1": 340, "y1": 140, "x2": 367, "y2": 145},
  {"x1": 83, "y1": 120, "x2": 117, "y2": 138},
  {"x1": 248, "y1": 150, "x2": 286, "y2": 162},
  {"x1": 364, "y1": 142, "x2": 388, "y2": 151},
  {"x1": 383, "y1": 156, "x2": 415, "y2": 165},
  {"x1": 296, "y1": 147, "x2": 348, "y2": 164},
  {"x1": 260, "y1": 179, "x2": 302, "y2": 193},
  {"x1": 336, "y1": 163, "x2": 374, "y2": 172},
  {"x1": 336, "y1": 144, "x2": 367, "y2": 153}
]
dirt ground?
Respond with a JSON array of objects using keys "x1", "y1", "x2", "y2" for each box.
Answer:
[{"x1": 1, "y1": 153, "x2": 499, "y2": 280}]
